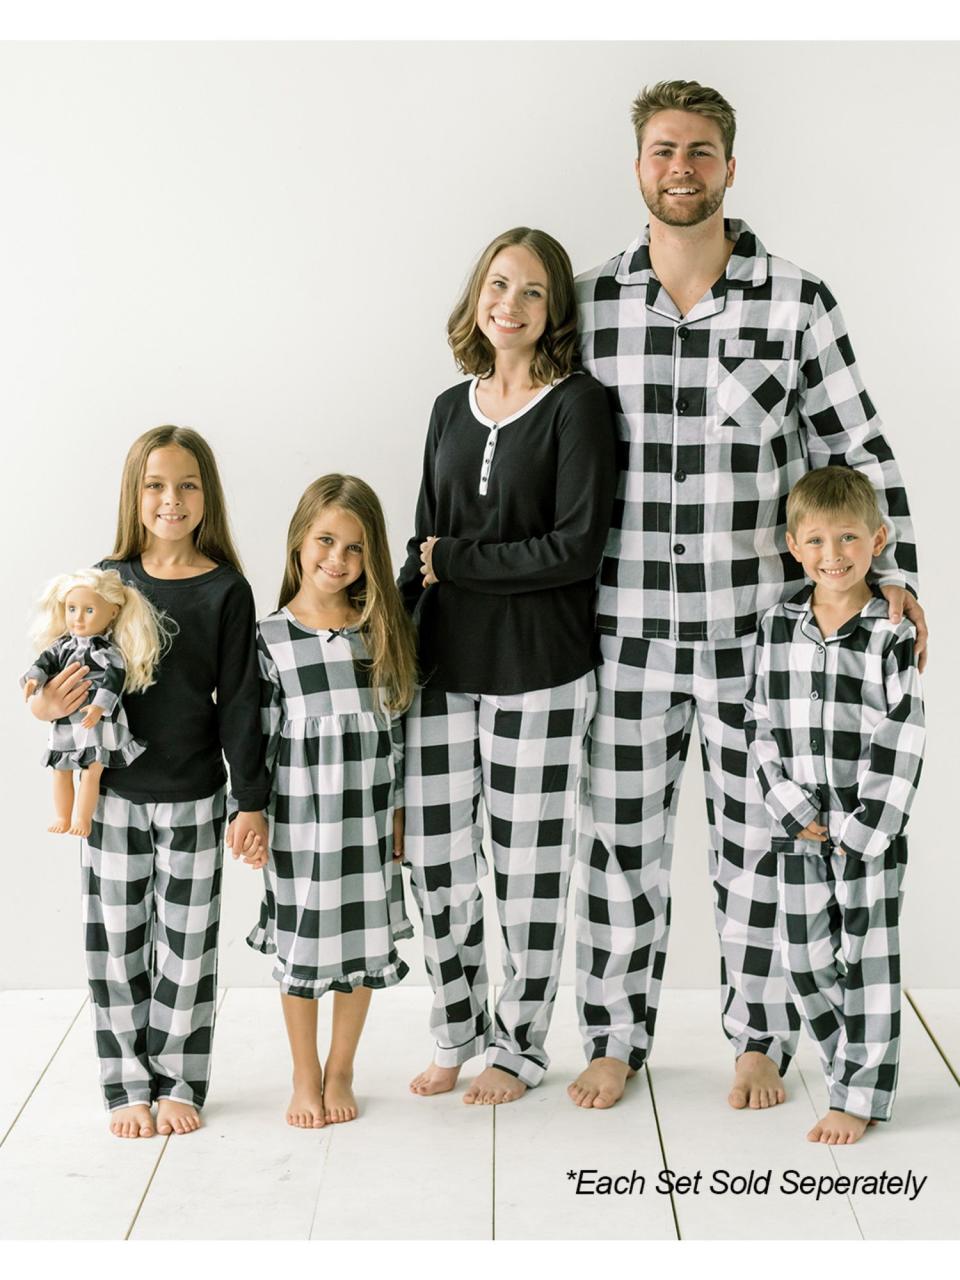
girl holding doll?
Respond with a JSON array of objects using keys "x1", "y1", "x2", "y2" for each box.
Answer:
[
  {"x1": 247, "y1": 474, "x2": 417, "y2": 1127},
  {"x1": 28, "y1": 425, "x2": 268, "y2": 1139}
]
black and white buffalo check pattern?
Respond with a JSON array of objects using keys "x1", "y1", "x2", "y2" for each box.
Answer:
[
  {"x1": 82, "y1": 788, "x2": 225, "y2": 1111},
  {"x1": 247, "y1": 610, "x2": 412, "y2": 998},
  {"x1": 576, "y1": 219, "x2": 917, "y2": 641},
  {"x1": 403, "y1": 673, "x2": 596, "y2": 1087},
  {"x1": 578, "y1": 634, "x2": 799, "y2": 1072}
]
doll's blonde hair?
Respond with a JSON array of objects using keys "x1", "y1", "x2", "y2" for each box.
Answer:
[{"x1": 30, "y1": 569, "x2": 171, "y2": 693}]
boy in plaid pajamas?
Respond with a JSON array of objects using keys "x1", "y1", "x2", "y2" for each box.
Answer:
[
  {"x1": 744, "y1": 467, "x2": 924, "y2": 1143},
  {"x1": 570, "y1": 79, "x2": 927, "y2": 1112}
]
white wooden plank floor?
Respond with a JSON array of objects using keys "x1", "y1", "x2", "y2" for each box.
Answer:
[{"x1": 1, "y1": 987, "x2": 956, "y2": 1240}]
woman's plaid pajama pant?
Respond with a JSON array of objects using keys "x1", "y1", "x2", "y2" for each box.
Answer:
[
  {"x1": 403, "y1": 673, "x2": 596, "y2": 1087},
  {"x1": 778, "y1": 836, "x2": 907, "y2": 1121},
  {"x1": 577, "y1": 634, "x2": 799, "y2": 1071},
  {"x1": 81, "y1": 787, "x2": 225, "y2": 1111}
]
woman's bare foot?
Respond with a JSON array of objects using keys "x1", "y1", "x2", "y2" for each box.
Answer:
[
  {"x1": 567, "y1": 1058, "x2": 636, "y2": 1109},
  {"x1": 288, "y1": 1069, "x2": 326, "y2": 1128},
  {"x1": 48, "y1": 818, "x2": 70, "y2": 834},
  {"x1": 409, "y1": 1063, "x2": 461, "y2": 1096},
  {"x1": 462, "y1": 1066, "x2": 527, "y2": 1105},
  {"x1": 728, "y1": 1051, "x2": 786, "y2": 1110},
  {"x1": 807, "y1": 1110, "x2": 871, "y2": 1144},
  {"x1": 156, "y1": 1098, "x2": 201, "y2": 1135},
  {"x1": 323, "y1": 1070, "x2": 359, "y2": 1123},
  {"x1": 109, "y1": 1103, "x2": 155, "y2": 1138}
]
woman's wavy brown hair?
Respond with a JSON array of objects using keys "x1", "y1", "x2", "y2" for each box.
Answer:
[
  {"x1": 278, "y1": 475, "x2": 417, "y2": 713},
  {"x1": 110, "y1": 426, "x2": 243, "y2": 572},
  {"x1": 447, "y1": 227, "x2": 578, "y2": 386}
]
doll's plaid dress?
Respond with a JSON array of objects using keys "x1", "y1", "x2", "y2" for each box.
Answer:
[{"x1": 247, "y1": 609, "x2": 412, "y2": 996}]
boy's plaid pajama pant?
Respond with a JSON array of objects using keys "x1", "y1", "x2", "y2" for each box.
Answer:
[
  {"x1": 81, "y1": 787, "x2": 225, "y2": 1111},
  {"x1": 577, "y1": 634, "x2": 799, "y2": 1070},
  {"x1": 778, "y1": 836, "x2": 906, "y2": 1121},
  {"x1": 403, "y1": 673, "x2": 596, "y2": 1087}
]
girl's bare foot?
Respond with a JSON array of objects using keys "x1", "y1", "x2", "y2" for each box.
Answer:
[
  {"x1": 48, "y1": 818, "x2": 70, "y2": 834},
  {"x1": 68, "y1": 818, "x2": 93, "y2": 837},
  {"x1": 567, "y1": 1058, "x2": 636, "y2": 1109},
  {"x1": 156, "y1": 1098, "x2": 201, "y2": 1135},
  {"x1": 288, "y1": 1069, "x2": 326, "y2": 1127},
  {"x1": 807, "y1": 1109, "x2": 870, "y2": 1144},
  {"x1": 728, "y1": 1051, "x2": 786, "y2": 1109},
  {"x1": 463, "y1": 1066, "x2": 527, "y2": 1105},
  {"x1": 323, "y1": 1070, "x2": 359, "y2": 1123},
  {"x1": 409, "y1": 1063, "x2": 460, "y2": 1096},
  {"x1": 109, "y1": 1103, "x2": 155, "y2": 1138}
]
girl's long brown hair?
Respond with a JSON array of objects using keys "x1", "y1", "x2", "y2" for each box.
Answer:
[
  {"x1": 279, "y1": 475, "x2": 417, "y2": 712},
  {"x1": 111, "y1": 426, "x2": 243, "y2": 572}
]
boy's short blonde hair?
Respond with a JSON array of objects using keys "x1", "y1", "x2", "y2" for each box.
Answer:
[{"x1": 786, "y1": 466, "x2": 884, "y2": 536}]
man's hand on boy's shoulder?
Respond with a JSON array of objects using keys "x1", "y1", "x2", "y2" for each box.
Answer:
[{"x1": 879, "y1": 586, "x2": 927, "y2": 672}]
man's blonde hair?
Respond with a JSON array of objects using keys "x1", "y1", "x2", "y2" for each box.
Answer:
[
  {"x1": 631, "y1": 80, "x2": 736, "y2": 159},
  {"x1": 786, "y1": 467, "x2": 883, "y2": 537}
]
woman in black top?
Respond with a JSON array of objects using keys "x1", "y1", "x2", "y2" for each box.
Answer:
[{"x1": 399, "y1": 227, "x2": 616, "y2": 1104}]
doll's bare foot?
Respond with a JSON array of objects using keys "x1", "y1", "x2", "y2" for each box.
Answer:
[
  {"x1": 287, "y1": 1068, "x2": 326, "y2": 1128},
  {"x1": 728, "y1": 1051, "x2": 786, "y2": 1109},
  {"x1": 463, "y1": 1066, "x2": 527, "y2": 1105},
  {"x1": 156, "y1": 1098, "x2": 201, "y2": 1135},
  {"x1": 323, "y1": 1071, "x2": 359, "y2": 1123},
  {"x1": 109, "y1": 1103, "x2": 155, "y2": 1138},
  {"x1": 567, "y1": 1058, "x2": 636, "y2": 1109},
  {"x1": 48, "y1": 818, "x2": 71, "y2": 834},
  {"x1": 409, "y1": 1063, "x2": 460, "y2": 1096},
  {"x1": 68, "y1": 816, "x2": 93, "y2": 837},
  {"x1": 807, "y1": 1109, "x2": 871, "y2": 1143}
]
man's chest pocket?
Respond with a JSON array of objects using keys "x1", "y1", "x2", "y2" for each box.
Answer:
[{"x1": 715, "y1": 337, "x2": 790, "y2": 432}]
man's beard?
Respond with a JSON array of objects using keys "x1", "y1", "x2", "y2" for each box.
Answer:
[{"x1": 641, "y1": 180, "x2": 726, "y2": 228}]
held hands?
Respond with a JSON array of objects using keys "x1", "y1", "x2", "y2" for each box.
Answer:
[
  {"x1": 879, "y1": 586, "x2": 928, "y2": 673},
  {"x1": 226, "y1": 810, "x2": 270, "y2": 869},
  {"x1": 81, "y1": 704, "x2": 105, "y2": 730},
  {"x1": 392, "y1": 807, "x2": 405, "y2": 861},
  {"x1": 419, "y1": 536, "x2": 439, "y2": 587},
  {"x1": 28, "y1": 662, "x2": 92, "y2": 720},
  {"x1": 797, "y1": 821, "x2": 828, "y2": 842}
]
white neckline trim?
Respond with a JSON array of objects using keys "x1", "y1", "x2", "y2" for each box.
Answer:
[{"x1": 467, "y1": 375, "x2": 567, "y2": 427}]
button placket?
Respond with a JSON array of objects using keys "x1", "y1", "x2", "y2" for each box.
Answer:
[{"x1": 478, "y1": 422, "x2": 500, "y2": 496}]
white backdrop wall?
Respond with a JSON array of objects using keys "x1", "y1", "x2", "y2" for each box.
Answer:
[{"x1": 1, "y1": 41, "x2": 955, "y2": 996}]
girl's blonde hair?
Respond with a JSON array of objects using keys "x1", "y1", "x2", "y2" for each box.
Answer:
[
  {"x1": 447, "y1": 227, "x2": 578, "y2": 387},
  {"x1": 111, "y1": 426, "x2": 243, "y2": 572},
  {"x1": 31, "y1": 569, "x2": 172, "y2": 693},
  {"x1": 279, "y1": 475, "x2": 417, "y2": 712}
]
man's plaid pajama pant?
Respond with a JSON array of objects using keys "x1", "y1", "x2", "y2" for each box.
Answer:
[
  {"x1": 403, "y1": 673, "x2": 596, "y2": 1087},
  {"x1": 577, "y1": 634, "x2": 799, "y2": 1070},
  {"x1": 778, "y1": 835, "x2": 906, "y2": 1121},
  {"x1": 81, "y1": 786, "x2": 225, "y2": 1111}
]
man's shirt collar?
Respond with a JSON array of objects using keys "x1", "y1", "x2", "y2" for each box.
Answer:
[{"x1": 614, "y1": 218, "x2": 770, "y2": 290}]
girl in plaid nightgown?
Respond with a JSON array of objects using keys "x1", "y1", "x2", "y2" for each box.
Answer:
[{"x1": 246, "y1": 474, "x2": 417, "y2": 1128}]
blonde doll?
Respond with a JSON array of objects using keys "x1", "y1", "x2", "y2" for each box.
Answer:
[{"x1": 22, "y1": 568, "x2": 167, "y2": 836}]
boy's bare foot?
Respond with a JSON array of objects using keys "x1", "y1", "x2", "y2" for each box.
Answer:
[
  {"x1": 409, "y1": 1063, "x2": 460, "y2": 1096},
  {"x1": 287, "y1": 1070, "x2": 326, "y2": 1128},
  {"x1": 48, "y1": 818, "x2": 70, "y2": 834},
  {"x1": 807, "y1": 1110, "x2": 871, "y2": 1144},
  {"x1": 109, "y1": 1103, "x2": 155, "y2": 1138},
  {"x1": 156, "y1": 1098, "x2": 201, "y2": 1135},
  {"x1": 323, "y1": 1071, "x2": 359, "y2": 1123},
  {"x1": 728, "y1": 1051, "x2": 786, "y2": 1110},
  {"x1": 463, "y1": 1066, "x2": 527, "y2": 1105},
  {"x1": 567, "y1": 1058, "x2": 636, "y2": 1109},
  {"x1": 68, "y1": 818, "x2": 93, "y2": 837}
]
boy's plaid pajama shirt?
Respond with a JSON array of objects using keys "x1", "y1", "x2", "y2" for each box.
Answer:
[
  {"x1": 575, "y1": 219, "x2": 916, "y2": 1071},
  {"x1": 744, "y1": 588, "x2": 924, "y2": 1120}
]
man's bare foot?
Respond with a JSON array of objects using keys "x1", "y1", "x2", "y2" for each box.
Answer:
[
  {"x1": 462, "y1": 1066, "x2": 527, "y2": 1105},
  {"x1": 807, "y1": 1110, "x2": 871, "y2": 1144},
  {"x1": 48, "y1": 818, "x2": 70, "y2": 834},
  {"x1": 323, "y1": 1071, "x2": 359, "y2": 1123},
  {"x1": 68, "y1": 818, "x2": 93, "y2": 837},
  {"x1": 409, "y1": 1063, "x2": 461, "y2": 1096},
  {"x1": 567, "y1": 1058, "x2": 636, "y2": 1109},
  {"x1": 728, "y1": 1051, "x2": 786, "y2": 1110},
  {"x1": 109, "y1": 1103, "x2": 155, "y2": 1138},
  {"x1": 156, "y1": 1098, "x2": 201, "y2": 1135},
  {"x1": 287, "y1": 1070, "x2": 326, "y2": 1128}
]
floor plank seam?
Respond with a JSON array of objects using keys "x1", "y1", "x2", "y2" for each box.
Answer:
[
  {"x1": 794, "y1": 1059, "x2": 865, "y2": 1240},
  {"x1": 905, "y1": 989, "x2": 960, "y2": 1086},
  {"x1": 307, "y1": 1129, "x2": 334, "y2": 1240},
  {"x1": 643, "y1": 1065, "x2": 681, "y2": 1241},
  {"x1": 491, "y1": 1097, "x2": 497, "y2": 1241},
  {"x1": 124, "y1": 1136, "x2": 172, "y2": 1240},
  {"x1": 0, "y1": 993, "x2": 88, "y2": 1150}
]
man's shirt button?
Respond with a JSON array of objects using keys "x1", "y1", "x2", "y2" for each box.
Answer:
[
  {"x1": 811, "y1": 691, "x2": 820, "y2": 700},
  {"x1": 678, "y1": 326, "x2": 690, "y2": 340},
  {"x1": 673, "y1": 543, "x2": 686, "y2": 555},
  {"x1": 676, "y1": 397, "x2": 688, "y2": 413},
  {"x1": 675, "y1": 469, "x2": 687, "y2": 482}
]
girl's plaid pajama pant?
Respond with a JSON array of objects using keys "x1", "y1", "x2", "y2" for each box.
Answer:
[
  {"x1": 577, "y1": 634, "x2": 800, "y2": 1071},
  {"x1": 81, "y1": 787, "x2": 225, "y2": 1111},
  {"x1": 403, "y1": 673, "x2": 596, "y2": 1087},
  {"x1": 778, "y1": 835, "x2": 906, "y2": 1121}
]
